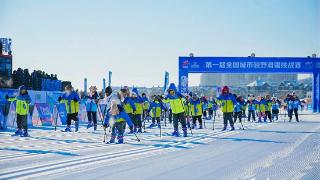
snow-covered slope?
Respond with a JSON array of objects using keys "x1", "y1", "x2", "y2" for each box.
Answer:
[{"x1": 0, "y1": 113, "x2": 319, "y2": 180}]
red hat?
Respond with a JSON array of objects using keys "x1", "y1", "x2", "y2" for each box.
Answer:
[{"x1": 222, "y1": 86, "x2": 229, "y2": 94}]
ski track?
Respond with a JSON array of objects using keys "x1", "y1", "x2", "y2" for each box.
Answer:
[
  {"x1": 0, "y1": 118, "x2": 259, "y2": 179},
  {"x1": 239, "y1": 118, "x2": 320, "y2": 180},
  {"x1": 0, "y1": 114, "x2": 319, "y2": 179}
]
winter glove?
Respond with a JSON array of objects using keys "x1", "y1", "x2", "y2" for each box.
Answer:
[
  {"x1": 58, "y1": 97, "x2": 62, "y2": 102},
  {"x1": 5, "y1": 95, "x2": 9, "y2": 100},
  {"x1": 221, "y1": 102, "x2": 225, "y2": 106}
]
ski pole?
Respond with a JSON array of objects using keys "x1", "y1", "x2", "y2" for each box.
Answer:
[
  {"x1": 203, "y1": 112, "x2": 206, "y2": 128},
  {"x1": 213, "y1": 110, "x2": 216, "y2": 130},
  {"x1": 143, "y1": 114, "x2": 146, "y2": 132},
  {"x1": 156, "y1": 107, "x2": 162, "y2": 137},
  {"x1": 159, "y1": 117, "x2": 162, "y2": 138},
  {"x1": 164, "y1": 109, "x2": 167, "y2": 127},
  {"x1": 97, "y1": 103, "x2": 107, "y2": 142},
  {"x1": 189, "y1": 120, "x2": 193, "y2": 135},
  {"x1": 3, "y1": 99, "x2": 9, "y2": 132},
  {"x1": 240, "y1": 118, "x2": 244, "y2": 130},
  {"x1": 133, "y1": 131, "x2": 140, "y2": 142}
]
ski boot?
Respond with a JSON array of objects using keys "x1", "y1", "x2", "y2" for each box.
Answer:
[
  {"x1": 157, "y1": 124, "x2": 161, "y2": 128},
  {"x1": 230, "y1": 126, "x2": 235, "y2": 131},
  {"x1": 149, "y1": 123, "x2": 156, "y2": 128},
  {"x1": 182, "y1": 128, "x2": 187, "y2": 137},
  {"x1": 137, "y1": 128, "x2": 143, "y2": 133},
  {"x1": 221, "y1": 126, "x2": 227, "y2": 131},
  {"x1": 199, "y1": 125, "x2": 203, "y2": 129},
  {"x1": 172, "y1": 129, "x2": 180, "y2": 137},
  {"x1": 20, "y1": 130, "x2": 29, "y2": 137},
  {"x1": 87, "y1": 121, "x2": 93, "y2": 129},
  {"x1": 94, "y1": 124, "x2": 97, "y2": 131},
  {"x1": 13, "y1": 129, "x2": 23, "y2": 136},
  {"x1": 192, "y1": 124, "x2": 197, "y2": 129},
  {"x1": 117, "y1": 136, "x2": 124, "y2": 144},
  {"x1": 75, "y1": 121, "x2": 79, "y2": 132},
  {"x1": 107, "y1": 136, "x2": 116, "y2": 144},
  {"x1": 64, "y1": 126, "x2": 72, "y2": 132}
]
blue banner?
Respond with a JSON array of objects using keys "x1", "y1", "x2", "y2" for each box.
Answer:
[
  {"x1": 57, "y1": 103, "x2": 67, "y2": 125},
  {"x1": 0, "y1": 89, "x2": 17, "y2": 104},
  {"x1": 41, "y1": 79, "x2": 62, "y2": 91},
  {"x1": 179, "y1": 57, "x2": 320, "y2": 73},
  {"x1": 178, "y1": 56, "x2": 320, "y2": 113},
  {"x1": 35, "y1": 103, "x2": 52, "y2": 126},
  {"x1": 46, "y1": 91, "x2": 64, "y2": 105}
]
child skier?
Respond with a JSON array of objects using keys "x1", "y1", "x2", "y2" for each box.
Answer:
[
  {"x1": 217, "y1": 86, "x2": 236, "y2": 131},
  {"x1": 58, "y1": 85, "x2": 80, "y2": 132},
  {"x1": 190, "y1": 94, "x2": 203, "y2": 129},
  {"x1": 201, "y1": 96, "x2": 208, "y2": 120},
  {"x1": 120, "y1": 87, "x2": 136, "y2": 133},
  {"x1": 247, "y1": 96, "x2": 256, "y2": 122},
  {"x1": 104, "y1": 101, "x2": 134, "y2": 144},
  {"x1": 287, "y1": 94, "x2": 300, "y2": 122},
  {"x1": 85, "y1": 86, "x2": 99, "y2": 130},
  {"x1": 271, "y1": 97, "x2": 281, "y2": 121},
  {"x1": 163, "y1": 83, "x2": 188, "y2": 137},
  {"x1": 131, "y1": 88, "x2": 144, "y2": 133},
  {"x1": 255, "y1": 96, "x2": 267, "y2": 123},
  {"x1": 6, "y1": 85, "x2": 31, "y2": 137},
  {"x1": 148, "y1": 95, "x2": 162, "y2": 128},
  {"x1": 234, "y1": 96, "x2": 244, "y2": 124},
  {"x1": 264, "y1": 95, "x2": 273, "y2": 122},
  {"x1": 142, "y1": 93, "x2": 150, "y2": 121}
]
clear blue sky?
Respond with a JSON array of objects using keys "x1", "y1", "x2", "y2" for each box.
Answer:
[{"x1": 1, "y1": 0, "x2": 319, "y2": 90}]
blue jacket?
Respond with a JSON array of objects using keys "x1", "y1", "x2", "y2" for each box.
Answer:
[
  {"x1": 272, "y1": 102, "x2": 280, "y2": 110},
  {"x1": 234, "y1": 101, "x2": 244, "y2": 113},
  {"x1": 287, "y1": 99, "x2": 300, "y2": 110},
  {"x1": 166, "y1": 83, "x2": 183, "y2": 99},
  {"x1": 61, "y1": 91, "x2": 80, "y2": 102},
  {"x1": 15, "y1": 93, "x2": 32, "y2": 103},
  {"x1": 85, "y1": 92, "x2": 99, "y2": 112},
  {"x1": 255, "y1": 99, "x2": 267, "y2": 112},
  {"x1": 103, "y1": 105, "x2": 134, "y2": 128},
  {"x1": 123, "y1": 97, "x2": 136, "y2": 110},
  {"x1": 61, "y1": 91, "x2": 80, "y2": 114},
  {"x1": 293, "y1": 99, "x2": 301, "y2": 109},
  {"x1": 217, "y1": 93, "x2": 236, "y2": 113},
  {"x1": 190, "y1": 99, "x2": 202, "y2": 114},
  {"x1": 247, "y1": 100, "x2": 256, "y2": 111},
  {"x1": 148, "y1": 101, "x2": 162, "y2": 111}
]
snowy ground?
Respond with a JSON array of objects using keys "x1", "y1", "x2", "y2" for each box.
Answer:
[{"x1": 0, "y1": 112, "x2": 319, "y2": 180}]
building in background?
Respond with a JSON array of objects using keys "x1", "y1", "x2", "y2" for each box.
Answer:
[
  {"x1": 0, "y1": 54, "x2": 12, "y2": 79},
  {"x1": 0, "y1": 38, "x2": 13, "y2": 79}
]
